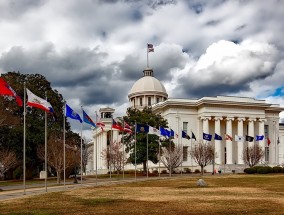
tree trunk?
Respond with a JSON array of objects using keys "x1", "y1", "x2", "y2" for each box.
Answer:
[
  {"x1": 143, "y1": 160, "x2": 147, "y2": 174},
  {"x1": 56, "y1": 171, "x2": 61, "y2": 184},
  {"x1": 201, "y1": 166, "x2": 204, "y2": 175}
]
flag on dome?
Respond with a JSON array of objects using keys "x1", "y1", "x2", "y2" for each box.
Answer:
[
  {"x1": 82, "y1": 109, "x2": 96, "y2": 127},
  {"x1": 214, "y1": 133, "x2": 222, "y2": 140},
  {"x1": 0, "y1": 78, "x2": 22, "y2": 106},
  {"x1": 27, "y1": 89, "x2": 54, "y2": 113},
  {"x1": 147, "y1": 43, "x2": 154, "y2": 52},
  {"x1": 203, "y1": 132, "x2": 212, "y2": 141},
  {"x1": 65, "y1": 104, "x2": 82, "y2": 123}
]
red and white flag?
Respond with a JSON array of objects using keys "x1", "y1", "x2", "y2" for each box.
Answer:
[
  {"x1": 225, "y1": 134, "x2": 233, "y2": 141},
  {"x1": 26, "y1": 88, "x2": 54, "y2": 113},
  {"x1": 124, "y1": 122, "x2": 132, "y2": 133},
  {"x1": 0, "y1": 78, "x2": 22, "y2": 106},
  {"x1": 112, "y1": 119, "x2": 123, "y2": 131}
]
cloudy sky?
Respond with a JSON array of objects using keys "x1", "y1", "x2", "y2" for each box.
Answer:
[{"x1": 1, "y1": 0, "x2": 284, "y2": 139}]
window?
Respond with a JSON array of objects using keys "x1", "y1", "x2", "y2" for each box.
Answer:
[
  {"x1": 264, "y1": 125, "x2": 269, "y2": 138},
  {"x1": 133, "y1": 99, "x2": 135, "y2": 107},
  {"x1": 156, "y1": 97, "x2": 160, "y2": 103},
  {"x1": 183, "y1": 146, "x2": 188, "y2": 161},
  {"x1": 140, "y1": 98, "x2": 143, "y2": 106},
  {"x1": 148, "y1": 97, "x2": 151, "y2": 106},
  {"x1": 224, "y1": 147, "x2": 227, "y2": 164},
  {"x1": 183, "y1": 122, "x2": 188, "y2": 133},
  {"x1": 265, "y1": 147, "x2": 269, "y2": 162}
]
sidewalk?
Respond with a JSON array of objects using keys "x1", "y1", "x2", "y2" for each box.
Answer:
[{"x1": 0, "y1": 175, "x2": 174, "y2": 201}]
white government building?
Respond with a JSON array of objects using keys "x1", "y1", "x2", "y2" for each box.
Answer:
[{"x1": 87, "y1": 67, "x2": 284, "y2": 174}]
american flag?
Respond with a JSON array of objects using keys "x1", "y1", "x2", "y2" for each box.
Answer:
[{"x1": 148, "y1": 43, "x2": 154, "y2": 52}]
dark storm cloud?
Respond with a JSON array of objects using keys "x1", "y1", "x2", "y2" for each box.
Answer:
[
  {"x1": 0, "y1": 44, "x2": 130, "y2": 106},
  {"x1": 0, "y1": 0, "x2": 45, "y2": 19}
]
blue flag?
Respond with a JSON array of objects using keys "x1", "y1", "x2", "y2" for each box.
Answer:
[
  {"x1": 203, "y1": 132, "x2": 212, "y2": 141},
  {"x1": 170, "y1": 129, "x2": 174, "y2": 137},
  {"x1": 191, "y1": 131, "x2": 196, "y2": 140},
  {"x1": 255, "y1": 135, "x2": 264, "y2": 141},
  {"x1": 160, "y1": 127, "x2": 170, "y2": 137},
  {"x1": 136, "y1": 124, "x2": 149, "y2": 133},
  {"x1": 214, "y1": 133, "x2": 222, "y2": 140},
  {"x1": 65, "y1": 104, "x2": 82, "y2": 123},
  {"x1": 182, "y1": 130, "x2": 190, "y2": 139},
  {"x1": 82, "y1": 109, "x2": 96, "y2": 127}
]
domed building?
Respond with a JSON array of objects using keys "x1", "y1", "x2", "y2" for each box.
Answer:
[
  {"x1": 128, "y1": 68, "x2": 168, "y2": 109},
  {"x1": 88, "y1": 66, "x2": 284, "y2": 175}
]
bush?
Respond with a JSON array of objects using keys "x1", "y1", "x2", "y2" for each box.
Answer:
[
  {"x1": 272, "y1": 166, "x2": 283, "y2": 173},
  {"x1": 161, "y1": 170, "x2": 167, "y2": 174},
  {"x1": 257, "y1": 166, "x2": 273, "y2": 174},
  {"x1": 194, "y1": 169, "x2": 201, "y2": 173},
  {"x1": 13, "y1": 166, "x2": 22, "y2": 179},
  {"x1": 152, "y1": 170, "x2": 159, "y2": 174},
  {"x1": 184, "y1": 168, "x2": 192, "y2": 173},
  {"x1": 244, "y1": 168, "x2": 256, "y2": 174}
]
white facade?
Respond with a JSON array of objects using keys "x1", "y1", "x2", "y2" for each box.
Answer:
[{"x1": 90, "y1": 67, "x2": 284, "y2": 174}]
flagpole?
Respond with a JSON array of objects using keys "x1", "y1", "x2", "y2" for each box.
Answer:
[
  {"x1": 110, "y1": 119, "x2": 113, "y2": 181},
  {"x1": 63, "y1": 102, "x2": 66, "y2": 189},
  {"x1": 122, "y1": 121, "x2": 125, "y2": 180},
  {"x1": 169, "y1": 127, "x2": 171, "y2": 177},
  {"x1": 147, "y1": 131, "x2": 149, "y2": 178},
  {"x1": 45, "y1": 93, "x2": 47, "y2": 192},
  {"x1": 23, "y1": 83, "x2": 26, "y2": 195},
  {"x1": 158, "y1": 126, "x2": 161, "y2": 178},
  {"x1": 135, "y1": 121, "x2": 137, "y2": 181},
  {"x1": 80, "y1": 112, "x2": 83, "y2": 186},
  {"x1": 95, "y1": 111, "x2": 98, "y2": 186},
  {"x1": 147, "y1": 43, "x2": 149, "y2": 68}
]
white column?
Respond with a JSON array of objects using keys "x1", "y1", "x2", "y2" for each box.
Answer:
[
  {"x1": 237, "y1": 118, "x2": 245, "y2": 164},
  {"x1": 201, "y1": 116, "x2": 211, "y2": 134},
  {"x1": 214, "y1": 117, "x2": 223, "y2": 164},
  {"x1": 226, "y1": 117, "x2": 234, "y2": 164},
  {"x1": 258, "y1": 118, "x2": 266, "y2": 163},
  {"x1": 248, "y1": 118, "x2": 256, "y2": 147}
]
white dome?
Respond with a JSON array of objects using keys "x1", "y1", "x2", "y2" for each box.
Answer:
[{"x1": 128, "y1": 76, "x2": 168, "y2": 98}]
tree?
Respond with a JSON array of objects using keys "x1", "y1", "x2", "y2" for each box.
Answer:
[
  {"x1": 0, "y1": 148, "x2": 18, "y2": 180},
  {"x1": 190, "y1": 141, "x2": 215, "y2": 175},
  {"x1": 0, "y1": 72, "x2": 73, "y2": 179},
  {"x1": 82, "y1": 138, "x2": 93, "y2": 174},
  {"x1": 122, "y1": 107, "x2": 168, "y2": 173},
  {"x1": 101, "y1": 141, "x2": 127, "y2": 173},
  {"x1": 160, "y1": 142, "x2": 183, "y2": 173},
  {"x1": 242, "y1": 144, "x2": 265, "y2": 167},
  {"x1": 37, "y1": 131, "x2": 80, "y2": 183}
]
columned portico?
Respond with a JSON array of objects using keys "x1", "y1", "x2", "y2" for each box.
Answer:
[
  {"x1": 201, "y1": 116, "x2": 211, "y2": 134},
  {"x1": 226, "y1": 117, "x2": 234, "y2": 164},
  {"x1": 237, "y1": 118, "x2": 245, "y2": 164},
  {"x1": 248, "y1": 118, "x2": 256, "y2": 147},
  {"x1": 214, "y1": 117, "x2": 223, "y2": 164},
  {"x1": 258, "y1": 118, "x2": 266, "y2": 163}
]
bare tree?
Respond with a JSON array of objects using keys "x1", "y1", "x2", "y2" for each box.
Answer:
[
  {"x1": 101, "y1": 141, "x2": 127, "y2": 173},
  {"x1": 160, "y1": 144, "x2": 183, "y2": 173},
  {"x1": 190, "y1": 141, "x2": 215, "y2": 175},
  {"x1": 242, "y1": 144, "x2": 265, "y2": 167},
  {"x1": 82, "y1": 139, "x2": 93, "y2": 174},
  {"x1": 0, "y1": 148, "x2": 18, "y2": 180},
  {"x1": 37, "y1": 132, "x2": 80, "y2": 183}
]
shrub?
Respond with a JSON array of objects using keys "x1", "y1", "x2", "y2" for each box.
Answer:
[
  {"x1": 13, "y1": 166, "x2": 22, "y2": 179},
  {"x1": 161, "y1": 170, "x2": 167, "y2": 174},
  {"x1": 194, "y1": 169, "x2": 201, "y2": 173},
  {"x1": 244, "y1": 168, "x2": 256, "y2": 174},
  {"x1": 184, "y1": 168, "x2": 192, "y2": 173},
  {"x1": 272, "y1": 166, "x2": 283, "y2": 173},
  {"x1": 257, "y1": 166, "x2": 273, "y2": 174},
  {"x1": 152, "y1": 170, "x2": 159, "y2": 174}
]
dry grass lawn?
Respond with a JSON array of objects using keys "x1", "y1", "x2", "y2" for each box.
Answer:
[{"x1": 1, "y1": 174, "x2": 284, "y2": 215}]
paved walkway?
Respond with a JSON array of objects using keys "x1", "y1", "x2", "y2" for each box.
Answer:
[{"x1": 0, "y1": 175, "x2": 177, "y2": 201}]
